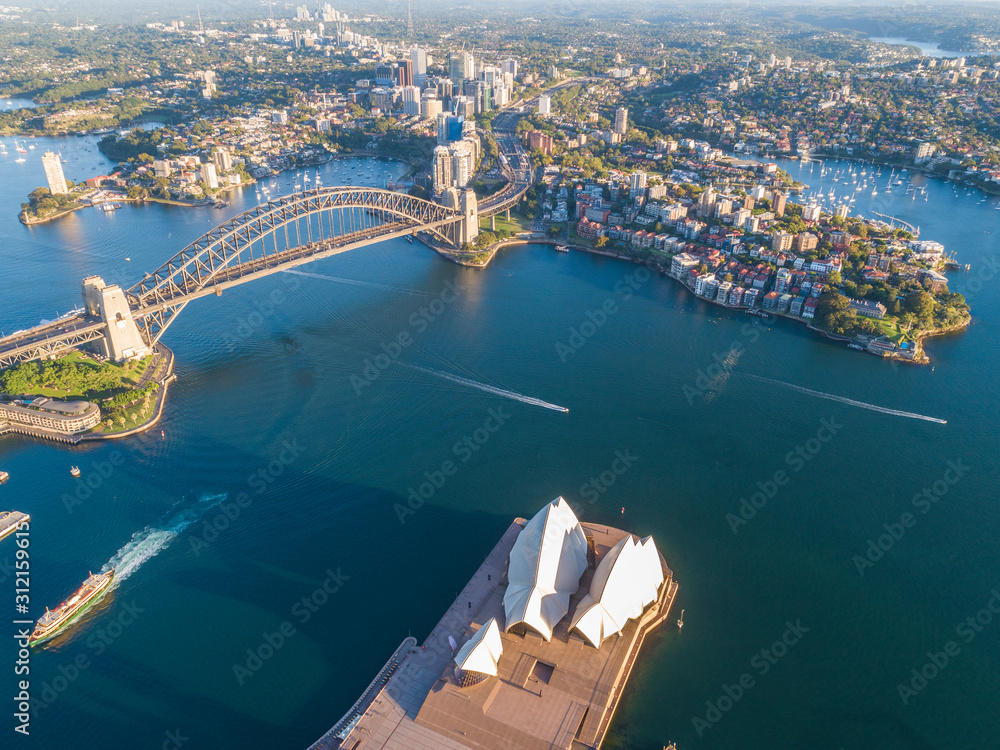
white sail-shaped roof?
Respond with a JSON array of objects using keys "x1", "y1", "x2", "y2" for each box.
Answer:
[
  {"x1": 454, "y1": 617, "x2": 503, "y2": 677},
  {"x1": 570, "y1": 534, "x2": 664, "y2": 648},
  {"x1": 504, "y1": 497, "x2": 588, "y2": 641}
]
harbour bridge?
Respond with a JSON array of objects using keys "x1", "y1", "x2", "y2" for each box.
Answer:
[{"x1": 0, "y1": 185, "x2": 492, "y2": 367}]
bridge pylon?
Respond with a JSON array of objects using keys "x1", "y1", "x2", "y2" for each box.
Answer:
[
  {"x1": 82, "y1": 276, "x2": 151, "y2": 361},
  {"x1": 442, "y1": 188, "x2": 479, "y2": 247}
]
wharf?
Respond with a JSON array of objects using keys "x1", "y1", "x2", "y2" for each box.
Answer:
[
  {"x1": 0, "y1": 511, "x2": 30, "y2": 542},
  {"x1": 310, "y1": 518, "x2": 678, "y2": 750}
]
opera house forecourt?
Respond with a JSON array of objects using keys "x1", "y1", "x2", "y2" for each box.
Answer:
[{"x1": 311, "y1": 497, "x2": 679, "y2": 750}]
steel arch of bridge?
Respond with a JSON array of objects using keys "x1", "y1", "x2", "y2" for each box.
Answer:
[{"x1": 125, "y1": 187, "x2": 465, "y2": 345}]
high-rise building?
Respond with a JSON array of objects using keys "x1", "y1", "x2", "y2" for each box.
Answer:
[
  {"x1": 630, "y1": 171, "x2": 647, "y2": 195},
  {"x1": 449, "y1": 52, "x2": 473, "y2": 87},
  {"x1": 402, "y1": 86, "x2": 421, "y2": 116},
  {"x1": 449, "y1": 55, "x2": 464, "y2": 87},
  {"x1": 772, "y1": 190, "x2": 787, "y2": 217},
  {"x1": 411, "y1": 47, "x2": 428, "y2": 88},
  {"x1": 42, "y1": 151, "x2": 68, "y2": 195},
  {"x1": 394, "y1": 59, "x2": 413, "y2": 88},
  {"x1": 437, "y1": 113, "x2": 464, "y2": 144},
  {"x1": 614, "y1": 107, "x2": 628, "y2": 136},
  {"x1": 375, "y1": 65, "x2": 394, "y2": 86},
  {"x1": 213, "y1": 149, "x2": 232, "y2": 172},
  {"x1": 421, "y1": 93, "x2": 442, "y2": 121},
  {"x1": 432, "y1": 144, "x2": 475, "y2": 195},
  {"x1": 501, "y1": 58, "x2": 518, "y2": 78},
  {"x1": 153, "y1": 159, "x2": 172, "y2": 179},
  {"x1": 538, "y1": 94, "x2": 551, "y2": 115},
  {"x1": 200, "y1": 162, "x2": 219, "y2": 190},
  {"x1": 453, "y1": 95, "x2": 475, "y2": 119}
]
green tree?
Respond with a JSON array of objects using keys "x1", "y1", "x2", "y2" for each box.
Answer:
[{"x1": 815, "y1": 290, "x2": 857, "y2": 336}]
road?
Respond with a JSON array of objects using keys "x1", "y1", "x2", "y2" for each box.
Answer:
[{"x1": 480, "y1": 76, "x2": 599, "y2": 221}]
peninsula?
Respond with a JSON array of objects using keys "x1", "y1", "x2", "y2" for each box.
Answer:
[{"x1": 309, "y1": 497, "x2": 679, "y2": 750}]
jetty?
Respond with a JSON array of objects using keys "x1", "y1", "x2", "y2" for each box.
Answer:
[{"x1": 0, "y1": 511, "x2": 30, "y2": 542}]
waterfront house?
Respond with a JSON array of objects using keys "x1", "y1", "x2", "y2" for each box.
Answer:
[
  {"x1": 849, "y1": 299, "x2": 888, "y2": 318},
  {"x1": 802, "y1": 297, "x2": 819, "y2": 319}
]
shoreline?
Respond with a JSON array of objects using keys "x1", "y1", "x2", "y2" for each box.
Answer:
[
  {"x1": 461, "y1": 236, "x2": 968, "y2": 364},
  {"x1": 15, "y1": 151, "x2": 416, "y2": 225},
  {"x1": 80, "y1": 343, "x2": 176, "y2": 441},
  {"x1": 0, "y1": 344, "x2": 176, "y2": 446}
]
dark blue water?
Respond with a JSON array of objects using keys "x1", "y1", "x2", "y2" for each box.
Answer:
[{"x1": 1, "y1": 137, "x2": 999, "y2": 750}]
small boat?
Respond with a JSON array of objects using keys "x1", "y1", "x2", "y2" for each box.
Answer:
[
  {"x1": 0, "y1": 470, "x2": 8, "y2": 483},
  {"x1": 404, "y1": 235, "x2": 414, "y2": 243},
  {"x1": 14, "y1": 157, "x2": 25, "y2": 163},
  {"x1": 555, "y1": 245, "x2": 569, "y2": 253},
  {"x1": 677, "y1": 609, "x2": 684, "y2": 631},
  {"x1": 70, "y1": 466, "x2": 81, "y2": 477},
  {"x1": 124, "y1": 257, "x2": 130, "y2": 262},
  {"x1": 30, "y1": 569, "x2": 115, "y2": 646}
]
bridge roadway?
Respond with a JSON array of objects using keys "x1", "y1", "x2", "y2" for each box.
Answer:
[
  {"x1": 134, "y1": 218, "x2": 418, "y2": 316},
  {"x1": 0, "y1": 186, "x2": 476, "y2": 367}
]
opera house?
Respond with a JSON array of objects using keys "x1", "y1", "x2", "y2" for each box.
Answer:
[{"x1": 313, "y1": 497, "x2": 678, "y2": 750}]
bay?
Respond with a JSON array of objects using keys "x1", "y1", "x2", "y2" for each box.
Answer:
[{"x1": 1, "y1": 135, "x2": 999, "y2": 750}]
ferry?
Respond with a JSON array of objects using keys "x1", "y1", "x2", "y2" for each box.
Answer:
[
  {"x1": 30, "y1": 569, "x2": 115, "y2": 646},
  {"x1": 555, "y1": 245, "x2": 569, "y2": 253},
  {"x1": 0, "y1": 511, "x2": 29, "y2": 542},
  {"x1": 70, "y1": 466, "x2": 81, "y2": 477}
]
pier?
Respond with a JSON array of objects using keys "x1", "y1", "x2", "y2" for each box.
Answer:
[
  {"x1": 0, "y1": 511, "x2": 30, "y2": 543},
  {"x1": 870, "y1": 210, "x2": 919, "y2": 237}
]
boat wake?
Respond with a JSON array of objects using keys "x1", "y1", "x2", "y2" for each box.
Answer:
[
  {"x1": 282, "y1": 269, "x2": 423, "y2": 295},
  {"x1": 746, "y1": 376, "x2": 947, "y2": 424},
  {"x1": 405, "y1": 364, "x2": 569, "y2": 413},
  {"x1": 102, "y1": 494, "x2": 227, "y2": 583}
]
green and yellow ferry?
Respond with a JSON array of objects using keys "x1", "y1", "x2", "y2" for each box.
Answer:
[{"x1": 30, "y1": 569, "x2": 115, "y2": 646}]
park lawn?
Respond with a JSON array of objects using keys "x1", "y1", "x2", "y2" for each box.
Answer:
[
  {"x1": 92, "y1": 390, "x2": 159, "y2": 434},
  {"x1": 870, "y1": 317, "x2": 912, "y2": 344},
  {"x1": 482, "y1": 214, "x2": 532, "y2": 234},
  {"x1": 0, "y1": 352, "x2": 151, "y2": 400}
]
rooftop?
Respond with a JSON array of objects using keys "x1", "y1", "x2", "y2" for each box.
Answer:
[{"x1": 314, "y1": 517, "x2": 678, "y2": 750}]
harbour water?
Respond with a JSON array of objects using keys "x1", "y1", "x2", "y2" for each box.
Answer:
[
  {"x1": 867, "y1": 37, "x2": 980, "y2": 58},
  {"x1": 1, "y1": 133, "x2": 1000, "y2": 749}
]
